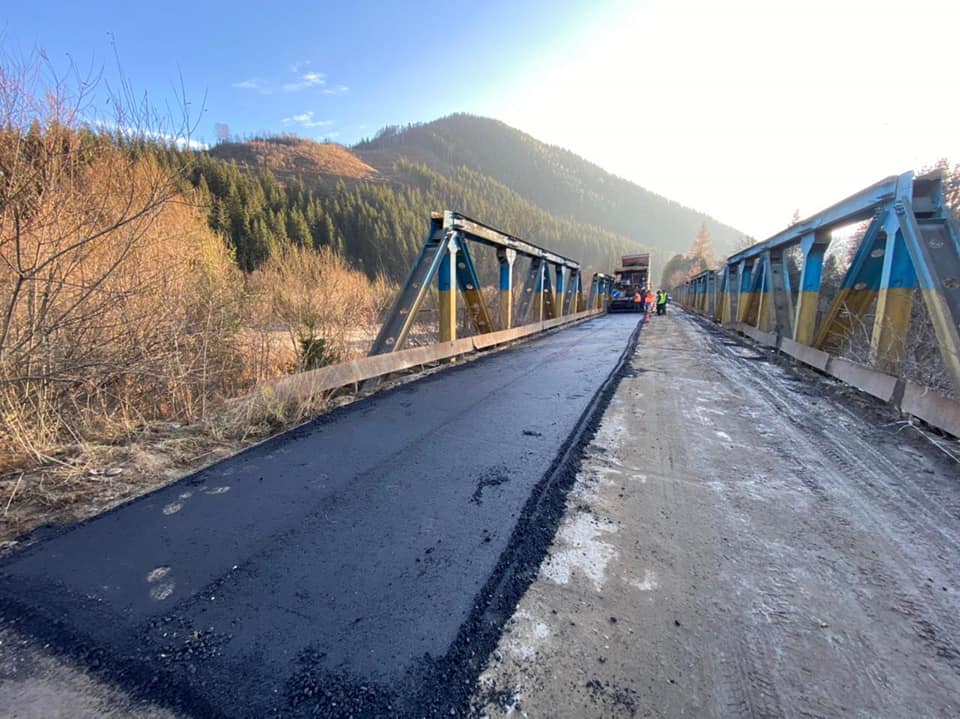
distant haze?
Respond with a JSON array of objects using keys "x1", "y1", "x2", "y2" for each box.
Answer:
[{"x1": 491, "y1": 0, "x2": 960, "y2": 239}]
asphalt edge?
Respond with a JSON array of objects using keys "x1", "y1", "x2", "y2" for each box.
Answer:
[{"x1": 413, "y1": 313, "x2": 647, "y2": 717}]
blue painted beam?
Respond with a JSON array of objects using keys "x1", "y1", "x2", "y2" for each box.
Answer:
[{"x1": 727, "y1": 173, "x2": 907, "y2": 265}]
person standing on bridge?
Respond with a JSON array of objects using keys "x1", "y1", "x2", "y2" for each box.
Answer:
[{"x1": 656, "y1": 290, "x2": 668, "y2": 315}]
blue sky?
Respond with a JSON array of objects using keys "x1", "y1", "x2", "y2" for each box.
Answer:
[
  {"x1": 4, "y1": 0, "x2": 958, "y2": 238},
  {"x1": 3, "y1": 0, "x2": 619, "y2": 145}
]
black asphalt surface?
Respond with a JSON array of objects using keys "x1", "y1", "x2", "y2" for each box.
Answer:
[{"x1": 0, "y1": 314, "x2": 641, "y2": 717}]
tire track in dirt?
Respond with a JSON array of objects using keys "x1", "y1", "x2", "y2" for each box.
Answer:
[{"x1": 685, "y1": 310, "x2": 960, "y2": 709}]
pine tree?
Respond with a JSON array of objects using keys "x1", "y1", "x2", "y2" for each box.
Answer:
[
  {"x1": 686, "y1": 223, "x2": 715, "y2": 267},
  {"x1": 286, "y1": 207, "x2": 311, "y2": 247}
]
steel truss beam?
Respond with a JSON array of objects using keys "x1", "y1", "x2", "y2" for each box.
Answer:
[
  {"x1": 589, "y1": 273, "x2": 616, "y2": 311},
  {"x1": 684, "y1": 170, "x2": 960, "y2": 396},
  {"x1": 370, "y1": 212, "x2": 582, "y2": 355}
]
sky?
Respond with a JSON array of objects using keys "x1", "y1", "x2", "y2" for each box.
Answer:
[{"x1": 4, "y1": 0, "x2": 958, "y2": 239}]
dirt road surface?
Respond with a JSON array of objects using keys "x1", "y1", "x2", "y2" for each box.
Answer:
[{"x1": 475, "y1": 308, "x2": 960, "y2": 718}]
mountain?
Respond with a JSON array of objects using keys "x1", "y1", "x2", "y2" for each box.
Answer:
[
  {"x1": 355, "y1": 113, "x2": 746, "y2": 258},
  {"x1": 173, "y1": 115, "x2": 747, "y2": 283}
]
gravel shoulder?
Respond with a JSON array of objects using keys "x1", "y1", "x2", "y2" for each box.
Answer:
[{"x1": 474, "y1": 307, "x2": 960, "y2": 718}]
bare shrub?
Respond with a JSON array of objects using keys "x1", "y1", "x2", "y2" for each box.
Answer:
[
  {"x1": 0, "y1": 53, "x2": 244, "y2": 470},
  {"x1": 247, "y1": 245, "x2": 386, "y2": 372},
  {"x1": 834, "y1": 292, "x2": 955, "y2": 400}
]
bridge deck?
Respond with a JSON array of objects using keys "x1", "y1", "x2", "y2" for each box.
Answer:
[
  {"x1": 3, "y1": 308, "x2": 959, "y2": 718},
  {"x1": 477, "y1": 308, "x2": 960, "y2": 717},
  {"x1": 0, "y1": 314, "x2": 641, "y2": 717}
]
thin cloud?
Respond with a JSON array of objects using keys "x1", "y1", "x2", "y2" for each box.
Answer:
[
  {"x1": 233, "y1": 68, "x2": 347, "y2": 96},
  {"x1": 282, "y1": 72, "x2": 326, "y2": 93},
  {"x1": 281, "y1": 111, "x2": 333, "y2": 128},
  {"x1": 231, "y1": 78, "x2": 271, "y2": 95}
]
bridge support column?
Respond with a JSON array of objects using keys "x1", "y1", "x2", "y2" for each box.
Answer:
[
  {"x1": 533, "y1": 260, "x2": 547, "y2": 321},
  {"x1": 563, "y1": 269, "x2": 579, "y2": 315},
  {"x1": 764, "y1": 249, "x2": 793, "y2": 337},
  {"x1": 793, "y1": 232, "x2": 829, "y2": 345},
  {"x1": 736, "y1": 260, "x2": 752, "y2": 323},
  {"x1": 870, "y1": 216, "x2": 914, "y2": 372},
  {"x1": 497, "y1": 248, "x2": 516, "y2": 330},
  {"x1": 706, "y1": 272, "x2": 718, "y2": 318},
  {"x1": 555, "y1": 266, "x2": 565, "y2": 317},
  {"x1": 757, "y1": 253, "x2": 774, "y2": 332},
  {"x1": 438, "y1": 234, "x2": 458, "y2": 342},
  {"x1": 720, "y1": 266, "x2": 736, "y2": 323},
  {"x1": 541, "y1": 263, "x2": 556, "y2": 319}
]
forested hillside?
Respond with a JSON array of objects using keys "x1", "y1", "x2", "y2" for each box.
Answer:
[
  {"x1": 162, "y1": 137, "x2": 660, "y2": 281},
  {"x1": 355, "y1": 113, "x2": 746, "y2": 258}
]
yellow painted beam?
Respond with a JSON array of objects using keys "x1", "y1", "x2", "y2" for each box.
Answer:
[
  {"x1": 543, "y1": 288, "x2": 557, "y2": 320},
  {"x1": 499, "y1": 289, "x2": 513, "y2": 330},
  {"x1": 794, "y1": 290, "x2": 820, "y2": 345},
  {"x1": 462, "y1": 288, "x2": 494, "y2": 335},
  {"x1": 533, "y1": 291, "x2": 545, "y2": 321},
  {"x1": 737, "y1": 291, "x2": 752, "y2": 322},
  {"x1": 438, "y1": 289, "x2": 456, "y2": 342},
  {"x1": 814, "y1": 287, "x2": 876, "y2": 351},
  {"x1": 757, "y1": 291, "x2": 774, "y2": 332},
  {"x1": 870, "y1": 287, "x2": 912, "y2": 372}
]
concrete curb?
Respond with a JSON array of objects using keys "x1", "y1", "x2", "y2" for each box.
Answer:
[{"x1": 254, "y1": 309, "x2": 605, "y2": 406}]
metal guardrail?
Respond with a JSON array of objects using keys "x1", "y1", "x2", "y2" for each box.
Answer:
[{"x1": 253, "y1": 308, "x2": 605, "y2": 408}]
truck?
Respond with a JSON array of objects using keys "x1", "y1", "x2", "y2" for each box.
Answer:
[{"x1": 607, "y1": 253, "x2": 652, "y2": 312}]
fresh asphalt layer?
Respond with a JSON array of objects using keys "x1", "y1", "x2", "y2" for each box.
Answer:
[{"x1": 0, "y1": 314, "x2": 641, "y2": 717}]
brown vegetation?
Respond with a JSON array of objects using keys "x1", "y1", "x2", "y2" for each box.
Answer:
[
  {"x1": 210, "y1": 136, "x2": 377, "y2": 181},
  {"x1": 0, "y1": 56, "x2": 392, "y2": 543}
]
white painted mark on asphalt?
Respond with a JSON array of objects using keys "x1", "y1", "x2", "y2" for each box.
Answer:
[
  {"x1": 149, "y1": 582, "x2": 175, "y2": 601},
  {"x1": 162, "y1": 502, "x2": 183, "y2": 515},
  {"x1": 715, "y1": 430, "x2": 732, "y2": 441},
  {"x1": 179, "y1": 491, "x2": 193, "y2": 500},
  {"x1": 146, "y1": 566, "x2": 171, "y2": 583},
  {"x1": 204, "y1": 486, "x2": 231, "y2": 495}
]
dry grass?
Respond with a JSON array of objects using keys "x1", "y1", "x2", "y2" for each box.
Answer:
[
  {"x1": 0, "y1": 422, "x2": 244, "y2": 545},
  {"x1": 0, "y1": 54, "x2": 397, "y2": 543}
]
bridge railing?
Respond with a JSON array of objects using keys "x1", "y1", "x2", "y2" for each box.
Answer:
[
  {"x1": 675, "y1": 170, "x2": 960, "y2": 436},
  {"x1": 370, "y1": 211, "x2": 600, "y2": 355}
]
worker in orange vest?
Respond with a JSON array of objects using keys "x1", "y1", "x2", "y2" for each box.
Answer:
[
  {"x1": 633, "y1": 289, "x2": 644, "y2": 312},
  {"x1": 645, "y1": 289, "x2": 655, "y2": 315}
]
